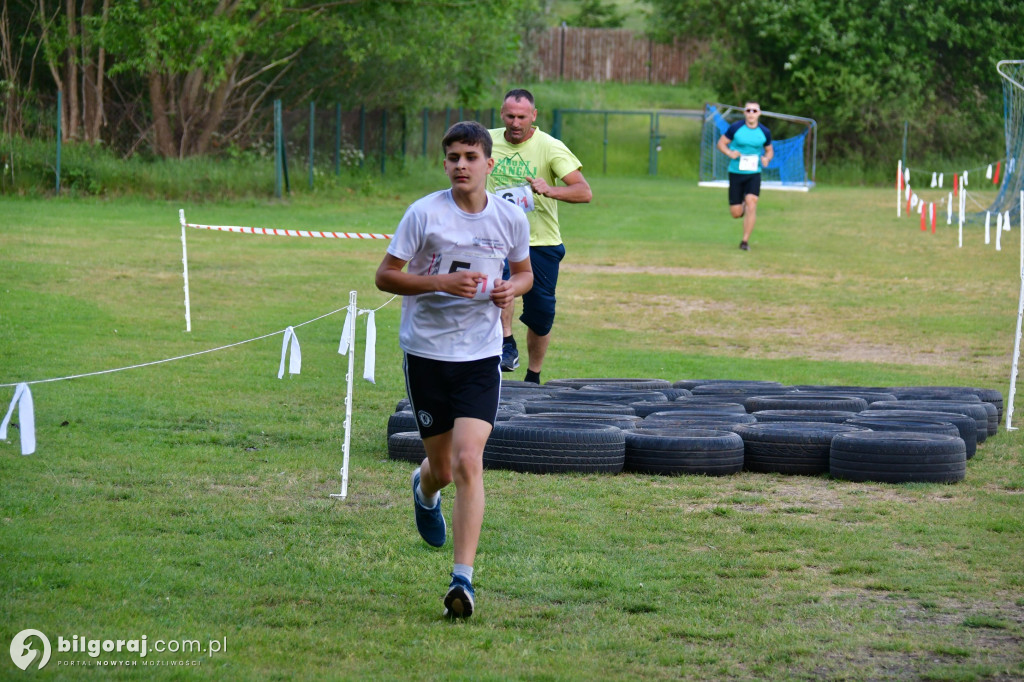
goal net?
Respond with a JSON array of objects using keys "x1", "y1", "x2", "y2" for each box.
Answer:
[
  {"x1": 1000, "y1": 60, "x2": 1024, "y2": 431},
  {"x1": 991, "y1": 61, "x2": 1024, "y2": 220},
  {"x1": 699, "y1": 103, "x2": 817, "y2": 191}
]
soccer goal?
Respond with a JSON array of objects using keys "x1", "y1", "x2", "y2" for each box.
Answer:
[
  {"x1": 999, "y1": 60, "x2": 1024, "y2": 431},
  {"x1": 698, "y1": 103, "x2": 817, "y2": 191}
]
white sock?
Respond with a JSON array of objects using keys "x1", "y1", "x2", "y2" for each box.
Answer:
[
  {"x1": 416, "y1": 483, "x2": 439, "y2": 508},
  {"x1": 453, "y1": 563, "x2": 474, "y2": 583}
]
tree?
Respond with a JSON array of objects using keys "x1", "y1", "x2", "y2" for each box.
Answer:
[{"x1": 645, "y1": 0, "x2": 1024, "y2": 166}]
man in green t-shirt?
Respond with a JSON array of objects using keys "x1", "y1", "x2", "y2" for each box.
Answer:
[{"x1": 488, "y1": 89, "x2": 592, "y2": 384}]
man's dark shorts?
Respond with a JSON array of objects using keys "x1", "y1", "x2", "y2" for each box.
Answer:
[
  {"x1": 403, "y1": 353, "x2": 501, "y2": 439},
  {"x1": 729, "y1": 172, "x2": 761, "y2": 206},
  {"x1": 503, "y1": 243, "x2": 565, "y2": 337}
]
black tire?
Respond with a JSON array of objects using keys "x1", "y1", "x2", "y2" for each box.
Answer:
[
  {"x1": 673, "y1": 379, "x2": 785, "y2": 391},
  {"x1": 744, "y1": 394, "x2": 869, "y2": 414},
  {"x1": 388, "y1": 431, "x2": 425, "y2": 464},
  {"x1": 786, "y1": 388, "x2": 898, "y2": 403},
  {"x1": 387, "y1": 411, "x2": 420, "y2": 439},
  {"x1": 732, "y1": 422, "x2": 868, "y2": 475},
  {"x1": 868, "y1": 400, "x2": 990, "y2": 441},
  {"x1": 639, "y1": 414, "x2": 757, "y2": 429},
  {"x1": 624, "y1": 429, "x2": 744, "y2": 476},
  {"x1": 524, "y1": 400, "x2": 636, "y2": 416},
  {"x1": 657, "y1": 388, "x2": 694, "y2": 401},
  {"x1": 631, "y1": 400, "x2": 683, "y2": 418},
  {"x1": 829, "y1": 432, "x2": 966, "y2": 483},
  {"x1": 691, "y1": 385, "x2": 791, "y2": 397},
  {"x1": 845, "y1": 418, "x2": 960, "y2": 438},
  {"x1": 856, "y1": 409, "x2": 977, "y2": 458},
  {"x1": 483, "y1": 422, "x2": 625, "y2": 474},
  {"x1": 510, "y1": 412, "x2": 642, "y2": 430},
  {"x1": 655, "y1": 400, "x2": 749, "y2": 414},
  {"x1": 752, "y1": 410, "x2": 858, "y2": 424},
  {"x1": 562, "y1": 389, "x2": 669, "y2": 405},
  {"x1": 545, "y1": 378, "x2": 672, "y2": 390}
]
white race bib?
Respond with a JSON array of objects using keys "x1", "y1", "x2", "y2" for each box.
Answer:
[
  {"x1": 495, "y1": 184, "x2": 535, "y2": 213},
  {"x1": 738, "y1": 154, "x2": 759, "y2": 172},
  {"x1": 434, "y1": 252, "x2": 505, "y2": 301}
]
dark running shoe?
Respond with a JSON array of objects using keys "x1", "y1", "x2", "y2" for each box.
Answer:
[
  {"x1": 443, "y1": 574, "x2": 475, "y2": 619},
  {"x1": 500, "y1": 342, "x2": 520, "y2": 372},
  {"x1": 739, "y1": 241, "x2": 750, "y2": 251},
  {"x1": 411, "y1": 468, "x2": 446, "y2": 547}
]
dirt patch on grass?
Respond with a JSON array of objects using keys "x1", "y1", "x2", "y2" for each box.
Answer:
[{"x1": 808, "y1": 590, "x2": 1024, "y2": 680}]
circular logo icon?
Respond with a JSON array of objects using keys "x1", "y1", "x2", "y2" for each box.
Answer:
[
  {"x1": 417, "y1": 410, "x2": 433, "y2": 427},
  {"x1": 10, "y1": 629, "x2": 51, "y2": 671}
]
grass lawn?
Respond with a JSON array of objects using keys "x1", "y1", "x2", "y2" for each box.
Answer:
[{"x1": 1, "y1": 177, "x2": 1022, "y2": 680}]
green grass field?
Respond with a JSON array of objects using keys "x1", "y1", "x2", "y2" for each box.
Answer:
[{"x1": 2, "y1": 177, "x2": 1023, "y2": 680}]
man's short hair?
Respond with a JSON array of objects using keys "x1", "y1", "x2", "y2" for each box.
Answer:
[
  {"x1": 745, "y1": 100, "x2": 761, "y2": 109},
  {"x1": 442, "y1": 120, "x2": 492, "y2": 158},
  {"x1": 503, "y1": 88, "x2": 535, "y2": 106}
]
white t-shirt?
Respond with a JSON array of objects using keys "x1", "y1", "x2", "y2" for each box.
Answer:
[{"x1": 387, "y1": 189, "x2": 531, "y2": 361}]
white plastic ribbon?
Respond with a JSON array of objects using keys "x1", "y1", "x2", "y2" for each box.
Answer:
[
  {"x1": 1, "y1": 383, "x2": 36, "y2": 455},
  {"x1": 964, "y1": 171, "x2": 969, "y2": 186},
  {"x1": 930, "y1": 172, "x2": 937, "y2": 188},
  {"x1": 363, "y1": 311, "x2": 376, "y2": 384},
  {"x1": 939, "y1": 173, "x2": 944, "y2": 188},
  {"x1": 986, "y1": 212, "x2": 992, "y2": 244},
  {"x1": 987, "y1": 164, "x2": 993, "y2": 179},
  {"x1": 947, "y1": 193, "x2": 953, "y2": 224},
  {"x1": 338, "y1": 310, "x2": 355, "y2": 356},
  {"x1": 911, "y1": 193, "x2": 919, "y2": 209},
  {"x1": 278, "y1": 326, "x2": 302, "y2": 378},
  {"x1": 1006, "y1": 211, "x2": 1012, "y2": 232}
]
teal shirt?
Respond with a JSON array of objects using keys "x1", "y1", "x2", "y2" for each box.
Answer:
[{"x1": 725, "y1": 121, "x2": 772, "y2": 174}]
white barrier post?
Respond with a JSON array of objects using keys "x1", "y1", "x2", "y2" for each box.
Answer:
[
  {"x1": 180, "y1": 209, "x2": 192, "y2": 333},
  {"x1": 331, "y1": 290, "x2": 358, "y2": 500},
  {"x1": 897, "y1": 160, "x2": 902, "y2": 217}
]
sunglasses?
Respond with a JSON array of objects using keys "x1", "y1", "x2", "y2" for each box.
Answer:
[{"x1": 745, "y1": 108, "x2": 760, "y2": 113}]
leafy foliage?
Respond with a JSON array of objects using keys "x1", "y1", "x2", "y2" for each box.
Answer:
[{"x1": 646, "y1": 0, "x2": 1024, "y2": 165}]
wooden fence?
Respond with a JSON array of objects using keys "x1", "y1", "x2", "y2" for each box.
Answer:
[{"x1": 533, "y1": 26, "x2": 704, "y2": 85}]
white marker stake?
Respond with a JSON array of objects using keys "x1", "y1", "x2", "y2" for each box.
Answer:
[
  {"x1": 180, "y1": 209, "x2": 192, "y2": 333},
  {"x1": 947, "y1": 193, "x2": 953, "y2": 224},
  {"x1": 997, "y1": 212, "x2": 1003, "y2": 251},
  {"x1": 897, "y1": 160, "x2": 902, "y2": 217},
  {"x1": 939, "y1": 173, "x2": 944, "y2": 188},
  {"x1": 931, "y1": 171, "x2": 937, "y2": 188},
  {"x1": 958, "y1": 187, "x2": 964, "y2": 248},
  {"x1": 332, "y1": 290, "x2": 359, "y2": 500},
  {"x1": 986, "y1": 212, "x2": 991, "y2": 244}
]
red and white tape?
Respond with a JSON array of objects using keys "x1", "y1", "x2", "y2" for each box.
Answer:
[{"x1": 187, "y1": 223, "x2": 392, "y2": 239}]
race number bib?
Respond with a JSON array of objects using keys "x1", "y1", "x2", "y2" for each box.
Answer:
[
  {"x1": 434, "y1": 252, "x2": 505, "y2": 301},
  {"x1": 495, "y1": 184, "x2": 535, "y2": 213},
  {"x1": 738, "y1": 154, "x2": 760, "y2": 172}
]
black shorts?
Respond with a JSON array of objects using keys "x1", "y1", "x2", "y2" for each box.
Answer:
[
  {"x1": 502, "y1": 243, "x2": 565, "y2": 336},
  {"x1": 728, "y1": 172, "x2": 761, "y2": 205},
  {"x1": 402, "y1": 353, "x2": 501, "y2": 438}
]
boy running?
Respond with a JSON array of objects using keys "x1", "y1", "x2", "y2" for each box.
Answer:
[{"x1": 375, "y1": 121, "x2": 533, "y2": 619}]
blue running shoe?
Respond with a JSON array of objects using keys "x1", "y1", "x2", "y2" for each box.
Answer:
[
  {"x1": 500, "y1": 342, "x2": 519, "y2": 372},
  {"x1": 443, "y1": 574, "x2": 475, "y2": 619},
  {"x1": 411, "y1": 468, "x2": 446, "y2": 547}
]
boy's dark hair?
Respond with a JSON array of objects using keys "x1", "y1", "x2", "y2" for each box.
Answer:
[
  {"x1": 442, "y1": 121, "x2": 492, "y2": 157},
  {"x1": 503, "y1": 88, "x2": 535, "y2": 106}
]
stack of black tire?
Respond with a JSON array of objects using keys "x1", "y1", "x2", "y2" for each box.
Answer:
[{"x1": 385, "y1": 378, "x2": 1003, "y2": 484}]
